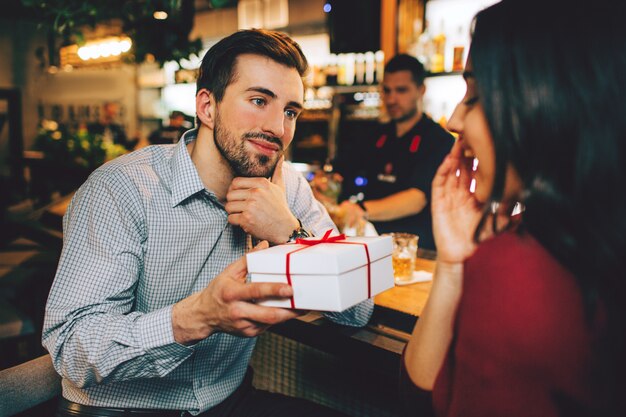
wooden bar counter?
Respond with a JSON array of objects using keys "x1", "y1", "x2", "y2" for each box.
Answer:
[{"x1": 270, "y1": 256, "x2": 435, "y2": 378}]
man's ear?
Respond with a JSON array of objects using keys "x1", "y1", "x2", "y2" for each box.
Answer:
[{"x1": 196, "y1": 88, "x2": 216, "y2": 129}]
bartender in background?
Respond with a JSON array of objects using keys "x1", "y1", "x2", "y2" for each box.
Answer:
[
  {"x1": 88, "y1": 101, "x2": 137, "y2": 150},
  {"x1": 148, "y1": 110, "x2": 190, "y2": 145},
  {"x1": 338, "y1": 54, "x2": 454, "y2": 250}
]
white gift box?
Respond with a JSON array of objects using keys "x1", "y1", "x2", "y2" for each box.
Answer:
[{"x1": 246, "y1": 234, "x2": 394, "y2": 312}]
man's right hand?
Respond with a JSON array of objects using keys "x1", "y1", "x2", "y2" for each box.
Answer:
[{"x1": 171, "y1": 241, "x2": 302, "y2": 344}]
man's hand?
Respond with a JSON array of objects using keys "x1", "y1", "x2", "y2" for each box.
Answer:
[
  {"x1": 225, "y1": 157, "x2": 299, "y2": 244},
  {"x1": 172, "y1": 241, "x2": 303, "y2": 344},
  {"x1": 339, "y1": 200, "x2": 366, "y2": 229}
]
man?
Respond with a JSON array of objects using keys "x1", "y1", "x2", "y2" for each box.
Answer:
[
  {"x1": 43, "y1": 29, "x2": 372, "y2": 417},
  {"x1": 338, "y1": 54, "x2": 454, "y2": 250},
  {"x1": 148, "y1": 110, "x2": 190, "y2": 145},
  {"x1": 88, "y1": 101, "x2": 137, "y2": 150}
]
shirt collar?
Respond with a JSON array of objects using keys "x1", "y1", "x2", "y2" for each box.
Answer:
[{"x1": 170, "y1": 128, "x2": 206, "y2": 207}]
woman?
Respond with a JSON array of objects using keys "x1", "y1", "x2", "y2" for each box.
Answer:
[{"x1": 402, "y1": 1, "x2": 626, "y2": 416}]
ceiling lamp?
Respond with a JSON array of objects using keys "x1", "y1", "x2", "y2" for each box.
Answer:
[
  {"x1": 76, "y1": 37, "x2": 133, "y2": 62},
  {"x1": 153, "y1": 10, "x2": 168, "y2": 20}
]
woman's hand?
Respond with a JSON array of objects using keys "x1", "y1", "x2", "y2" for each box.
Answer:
[{"x1": 431, "y1": 140, "x2": 484, "y2": 264}]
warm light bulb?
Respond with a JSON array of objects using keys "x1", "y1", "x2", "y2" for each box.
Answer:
[
  {"x1": 153, "y1": 10, "x2": 168, "y2": 20},
  {"x1": 120, "y1": 39, "x2": 132, "y2": 52},
  {"x1": 77, "y1": 46, "x2": 90, "y2": 60}
]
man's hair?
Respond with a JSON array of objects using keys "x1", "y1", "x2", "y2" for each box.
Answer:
[
  {"x1": 169, "y1": 110, "x2": 186, "y2": 119},
  {"x1": 196, "y1": 29, "x2": 309, "y2": 102},
  {"x1": 384, "y1": 54, "x2": 426, "y2": 86}
]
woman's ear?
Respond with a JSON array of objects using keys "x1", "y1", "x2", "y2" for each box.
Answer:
[{"x1": 196, "y1": 89, "x2": 216, "y2": 129}]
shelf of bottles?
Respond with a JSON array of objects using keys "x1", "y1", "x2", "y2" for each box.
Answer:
[
  {"x1": 303, "y1": 49, "x2": 385, "y2": 114},
  {"x1": 406, "y1": 0, "x2": 501, "y2": 125}
]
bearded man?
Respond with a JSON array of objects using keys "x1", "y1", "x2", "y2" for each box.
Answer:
[{"x1": 43, "y1": 29, "x2": 371, "y2": 417}]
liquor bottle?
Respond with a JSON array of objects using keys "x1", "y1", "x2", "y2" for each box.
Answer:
[
  {"x1": 337, "y1": 54, "x2": 346, "y2": 85},
  {"x1": 452, "y1": 25, "x2": 466, "y2": 72},
  {"x1": 374, "y1": 50, "x2": 385, "y2": 84},
  {"x1": 431, "y1": 20, "x2": 446, "y2": 73},
  {"x1": 364, "y1": 51, "x2": 375, "y2": 84},
  {"x1": 355, "y1": 53, "x2": 365, "y2": 85},
  {"x1": 413, "y1": 19, "x2": 434, "y2": 71},
  {"x1": 326, "y1": 54, "x2": 338, "y2": 86}
]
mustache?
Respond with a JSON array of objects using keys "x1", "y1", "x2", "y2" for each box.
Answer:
[{"x1": 243, "y1": 132, "x2": 283, "y2": 150}]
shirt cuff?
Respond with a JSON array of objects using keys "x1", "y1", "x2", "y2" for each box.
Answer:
[{"x1": 136, "y1": 305, "x2": 194, "y2": 373}]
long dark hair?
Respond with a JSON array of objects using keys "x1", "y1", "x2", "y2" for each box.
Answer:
[{"x1": 471, "y1": 0, "x2": 626, "y2": 412}]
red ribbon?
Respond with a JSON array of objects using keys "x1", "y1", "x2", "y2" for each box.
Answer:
[{"x1": 285, "y1": 229, "x2": 371, "y2": 309}]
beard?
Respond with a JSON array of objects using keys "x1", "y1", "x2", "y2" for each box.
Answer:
[
  {"x1": 390, "y1": 105, "x2": 418, "y2": 123},
  {"x1": 213, "y1": 109, "x2": 284, "y2": 178}
]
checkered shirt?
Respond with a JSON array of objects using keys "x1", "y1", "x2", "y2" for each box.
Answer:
[{"x1": 42, "y1": 129, "x2": 374, "y2": 415}]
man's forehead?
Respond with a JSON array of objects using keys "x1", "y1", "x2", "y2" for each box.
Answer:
[
  {"x1": 229, "y1": 54, "x2": 304, "y2": 99},
  {"x1": 383, "y1": 70, "x2": 417, "y2": 87}
]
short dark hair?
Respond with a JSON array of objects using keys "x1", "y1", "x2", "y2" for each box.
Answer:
[
  {"x1": 384, "y1": 54, "x2": 426, "y2": 86},
  {"x1": 196, "y1": 29, "x2": 309, "y2": 102}
]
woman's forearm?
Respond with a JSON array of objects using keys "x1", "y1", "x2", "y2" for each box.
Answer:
[{"x1": 403, "y1": 261, "x2": 464, "y2": 390}]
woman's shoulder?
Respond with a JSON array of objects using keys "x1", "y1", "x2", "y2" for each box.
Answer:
[
  {"x1": 467, "y1": 230, "x2": 568, "y2": 280},
  {"x1": 461, "y1": 230, "x2": 588, "y2": 351}
]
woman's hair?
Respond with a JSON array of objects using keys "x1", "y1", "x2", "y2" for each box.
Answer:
[
  {"x1": 471, "y1": 0, "x2": 626, "y2": 412},
  {"x1": 196, "y1": 29, "x2": 308, "y2": 102}
]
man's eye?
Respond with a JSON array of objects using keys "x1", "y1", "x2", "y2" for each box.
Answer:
[
  {"x1": 252, "y1": 98, "x2": 266, "y2": 106},
  {"x1": 285, "y1": 109, "x2": 298, "y2": 120}
]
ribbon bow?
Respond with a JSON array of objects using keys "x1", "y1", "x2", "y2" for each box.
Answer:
[
  {"x1": 285, "y1": 229, "x2": 371, "y2": 309},
  {"x1": 296, "y1": 229, "x2": 345, "y2": 245}
]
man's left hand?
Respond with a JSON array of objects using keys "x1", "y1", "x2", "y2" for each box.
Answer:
[{"x1": 225, "y1": 157, "x2": 299, "y2": 244}]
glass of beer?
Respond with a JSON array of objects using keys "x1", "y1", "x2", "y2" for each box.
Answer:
[{"x1": 389, "y1": 233, "x2": 419, "y2": 284}]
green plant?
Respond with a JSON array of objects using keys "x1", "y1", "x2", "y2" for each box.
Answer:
[
  {"x1": 34, "y1": 120, "x2": 127, "y2": 171},
  {"x1": 20, "y1": 0, "x2": 204, "y2": 67}
]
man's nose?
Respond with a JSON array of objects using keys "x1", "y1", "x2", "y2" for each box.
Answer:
[
  {"x1": 384, "y1": 92, "x2": 397, "y2": 105},
  {"x1": 261, "y1": 108, "x2": 285, "y2": 138}
]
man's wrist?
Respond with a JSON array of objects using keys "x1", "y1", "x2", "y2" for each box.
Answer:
[
  {"x1": 356, "y1": 200, "x2": 369, "y2": 220},
  {"x1": 287, "y1": 218, "x2": 311, "y2": 242},
  {"x1": 172, "y1": 295, "x2": 213, "y2": 345}
]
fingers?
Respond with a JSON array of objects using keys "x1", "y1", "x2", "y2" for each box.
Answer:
[
  {"x1": 227, "y1": 213, "x2": 244, "y2": 228},
  {"x1": 432, "y1": 154, "x2": 456, "y2": 194},
  {"x1": 224, "y1": 200, "x2": 248, "y2": 215},
  {"x1": 222, "y1": 281, "x2": 293, "y2": 303},
  {"x1": 458, "y1": 154, "x2": 474, "y2": 191},
  {"x1": 229, "y1": 177, "x2": 270, "y2": 192},
  {"x1": 251, "y1": 240, "x2": 269, "y2": 252},
  {"x1": 225, "y1": 189, "x2": 251, "y2": 202},
  {"x1": 221, "y1": 255, "x2": 249, "y2": 282},
  {"x1": 271, "y1": 157, "x2": 285, "y2": 189},
  {"x1": 234, "y1": 302, "x2": 300, "y2": 326},
  {"x1": 221, "y1": 242, "x2": 268, "y2": 283},
  {"x1": 449, "y1": 138, "x2": 464, "y2": 158}
]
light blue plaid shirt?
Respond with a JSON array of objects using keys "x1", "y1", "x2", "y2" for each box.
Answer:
[{"x1": 42, "y1": 129, "x2": 373, "y2": 415}]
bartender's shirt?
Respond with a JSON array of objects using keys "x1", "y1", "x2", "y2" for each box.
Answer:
[
  {"x1": 361, "y1": 115, "x2": 454, "y2": 250},
  {"x1": 42, "y1": 129, "x2": 373, "y2": 415}
]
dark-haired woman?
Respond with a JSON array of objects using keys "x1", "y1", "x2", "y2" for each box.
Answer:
[{"x1": 401, "y1": 1, "x2": 626, "y2": 416}]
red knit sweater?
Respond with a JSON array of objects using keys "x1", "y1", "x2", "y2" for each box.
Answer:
[{"x1": 401, "y1": 231, "x2": 605, "y2": 417}]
